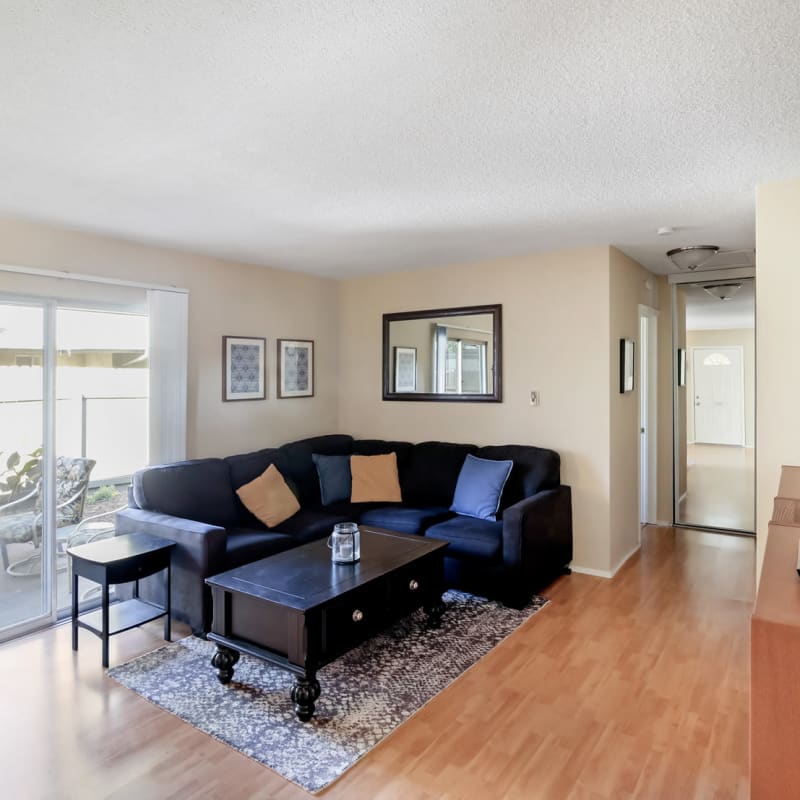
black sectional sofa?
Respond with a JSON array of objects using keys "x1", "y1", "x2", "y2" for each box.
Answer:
[{"x1": 117, "y1": 434, "x2": 573, "y2": 634}]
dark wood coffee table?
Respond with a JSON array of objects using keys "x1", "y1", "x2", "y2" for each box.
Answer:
[{"x1": 205, "y1": 526, "x2": 448, "y2": 720}]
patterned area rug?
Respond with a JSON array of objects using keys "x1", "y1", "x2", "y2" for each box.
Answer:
[{"x1": 109, "y1": 590, "x2": 548, "y2": 794}]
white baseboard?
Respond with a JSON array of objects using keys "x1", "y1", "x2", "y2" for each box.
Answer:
[
  {"x1": 570, "y1": 564, "x2": 614, "y2": 578},
  {"x1": 655, "y1": 520, "x2": 673, "y2": 527},
  {"x1": 570, "y1": 543, "x2": 641, "y2": 580}
]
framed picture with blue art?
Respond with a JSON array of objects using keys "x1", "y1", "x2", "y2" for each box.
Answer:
[
  {"x1": 222, "y1": 336, "x2": 266, "y2": 401},
  {"x1": 277, "y1": 339, "x2": 314, "y2": 398}
]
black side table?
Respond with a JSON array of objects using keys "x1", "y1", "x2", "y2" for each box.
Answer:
[{"x1": 67, "y1": 532, "x2": 176, "y2": 668}]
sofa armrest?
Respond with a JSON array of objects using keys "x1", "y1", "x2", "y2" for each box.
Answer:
[
  {"x1": 115, "y1": 507, "x2": 227, "y2": 633},
  {"x1": 502, "y1": 485, "x2": 573, "y2": 574}
]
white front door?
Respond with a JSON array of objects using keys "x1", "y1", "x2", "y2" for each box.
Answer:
[{"x1": 692, "y1": 346, "x2": 745, "y2": 446}]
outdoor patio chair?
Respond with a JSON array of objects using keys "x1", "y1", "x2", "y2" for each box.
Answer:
[{"x1": 0, "y1": 456, "x2": 96, "y2": 576}]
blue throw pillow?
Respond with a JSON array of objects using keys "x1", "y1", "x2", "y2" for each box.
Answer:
[
  {"x1": 312, "y1": 454, "x2": 352, "y2": 506},
  {"x1": 450, "y1": 454, "x2": 514, "y2": 521}
]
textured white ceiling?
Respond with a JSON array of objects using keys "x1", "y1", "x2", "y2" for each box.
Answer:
[{"x1": 1, "y1": 2, "x2": 799, "y2": 278}]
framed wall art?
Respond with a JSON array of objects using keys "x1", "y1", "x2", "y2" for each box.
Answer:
[
  {"x1": 393, "y1": 346, "x2": 417, "y2": 392},
  {"x1": 620, "y1": 338, "x2": 635, "y2": 393},
  {"x1": 277, "y1": 339, "x2": 314, "y2": 398},
  {"x1": 222, "y1": 336, "x2": 266, "y2": 401}
]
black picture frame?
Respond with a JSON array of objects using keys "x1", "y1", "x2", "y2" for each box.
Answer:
[
  {"x1": 620, "y1": 338, "x2": 634, "y2": 393},
  {"x1": 678, "y1": 348, "x2": 687, "y2": 387}
]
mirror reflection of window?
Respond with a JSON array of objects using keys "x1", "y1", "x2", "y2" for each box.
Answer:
[
  {"x1": 435, "y1": 327, "x2": 488, "y2": 394},
  {"x1": 445, "y1": 340, "x2": 458, "y2": 392},
  {"x1": 460, "y1": 341, "x2": 487, "y2": 393}
]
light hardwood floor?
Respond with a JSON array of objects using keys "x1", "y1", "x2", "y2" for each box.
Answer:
[
  {"x1": 0, "y1": 525, "x2": 754, "y2": 799},
  {"x1": 678, "y1": 444, "x2": 755, "y2": 531}
]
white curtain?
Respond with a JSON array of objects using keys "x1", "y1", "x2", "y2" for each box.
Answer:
[{"x1": 147, "y1": 289, "x2": 188, "y2": 465}]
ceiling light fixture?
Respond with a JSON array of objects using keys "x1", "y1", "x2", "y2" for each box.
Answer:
[
  {"x1": 666, "y1": 245, "x2": 719, "y2": 271},
  {"x1": 703, "y1": 282, "x2": 742, "y2": 300}
]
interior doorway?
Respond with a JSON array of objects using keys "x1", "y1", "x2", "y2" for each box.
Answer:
[{"x1": 673, "y1": 278, "x2": 755, "y2": 533}]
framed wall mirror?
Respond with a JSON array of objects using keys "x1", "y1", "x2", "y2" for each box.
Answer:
[{"x1": 382, "y1": 304, "x2": 502, "y2": 402}]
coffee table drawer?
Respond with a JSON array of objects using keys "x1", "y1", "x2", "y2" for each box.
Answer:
[
  {"x1": 388, "y1": 558, "x2": 441, "y2": 610},
  {"x1": 317, "y1": 582, "x2": 387, "y2": 656}
]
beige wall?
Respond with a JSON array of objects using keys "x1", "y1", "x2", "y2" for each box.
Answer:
[
  {"x1": 756, "y1": 178, "x2": 800, "y2": 578},
  {"x1": 338, "y1": 244, "x2": 657, "y2": 574},
  {"x1": 686, "y1": 328, "x2": 755, "y2": 448},
  {"x1": 0, "y1": 217, "x2": 339, "y2": 458},
  {"x1": 1, "y1": 217, "x2": 667, "y2": 576},
  {"x1": 608, "y1": 248, "x2": 657, "y2": 569}
]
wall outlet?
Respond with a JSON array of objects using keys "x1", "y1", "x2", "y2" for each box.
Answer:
[{"x1": 530, "y1": 390, "x2": 540, "y2": 406}]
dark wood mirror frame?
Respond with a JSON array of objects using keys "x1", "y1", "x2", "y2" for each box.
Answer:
[{"x1": 382, "y1": 304, "x2": 502, "y2": 402}]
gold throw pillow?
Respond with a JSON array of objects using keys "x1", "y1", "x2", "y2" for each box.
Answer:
[
  {"x1": 236, "y1": 463, "x2": 300, "y2": 528},
  {"x1": 350, "y1": 453, "x2": 402, "y2": 503}
]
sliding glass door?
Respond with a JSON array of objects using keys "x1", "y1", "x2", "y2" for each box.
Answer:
[
  {"x1": 0, "y1": 300, "x2": 52, "y2": 634},
  {"x1": 0, "y1": 297, "x2": 149, "y2": 640}
]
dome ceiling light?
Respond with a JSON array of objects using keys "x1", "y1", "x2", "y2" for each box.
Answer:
[
  {"x1": 703, "y1": 282, "x2": 742, "y2": 300},
  {"x1": 666, "y1": 245, "x2": 720, "y2": 271}
]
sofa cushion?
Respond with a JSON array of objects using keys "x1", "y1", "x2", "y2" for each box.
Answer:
[
  {"x1": 451, "y1": 454, "x2": 513, "y2": 521},
  {"x1": 476, "y1": 445, "x2": 561, "y2": 510},
  {"x1": 400, "y1": 441, "x2": 478, "y2": 506},
  {"x1": 224, "y1": 528, "x2": 295, "y2": 570},
  {"x1": 425, "y1": 516, "x2": 504, "y2": 561},
  {"x1": 225, "y1": 448, "x2": 291, "y2": 525},
  {"x1": 132, "y1": 458, "x2": 238, "y2": 527},
  {"x1": 270, "y1": 509, "x2": 350, "y2": 544},
  {"x1": 359, "y1": 506, "x2": 453, "y2": 536},
  {"x1": 236, "y1": 464, "x2": 300, "y2": 528},
  {"x1": 280, "y1": 435, "x2": 354, "y2": 506},
  {"x1": 351, "y1": 453, "x2": 402, "y2": 503},
  {"x1": 312, "y1": 453, "x2": 352, "y2": 506}
]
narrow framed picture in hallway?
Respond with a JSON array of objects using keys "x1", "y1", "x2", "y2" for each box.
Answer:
[{"x1": 620, "y1": 338, "x2": 634, "y2": 393}]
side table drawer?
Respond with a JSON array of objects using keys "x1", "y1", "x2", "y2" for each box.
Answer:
[{"x1": 105, "y1": 547, "x2": 171, "y2": 584}]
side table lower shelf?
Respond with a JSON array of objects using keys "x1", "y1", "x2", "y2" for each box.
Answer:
[{"x1": 76, "y1": 598, "x2": 168, "y2": 638}]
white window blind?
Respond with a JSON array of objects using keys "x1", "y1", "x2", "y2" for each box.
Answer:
[{"x1": 147, "y1": 289, "x2": 188, "y2": 465}]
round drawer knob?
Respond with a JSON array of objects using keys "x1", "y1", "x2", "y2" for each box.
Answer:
[
  {"x1": 352, "y1": 609, "x2": 364, "y2": 622},
  {"x1": 409, "y1": 579, "x2": 419, "y2": 591}
]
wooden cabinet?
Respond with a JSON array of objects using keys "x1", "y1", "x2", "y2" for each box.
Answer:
[{"x1": 751, "y1": 512, "x2": 800, "y2": 798}]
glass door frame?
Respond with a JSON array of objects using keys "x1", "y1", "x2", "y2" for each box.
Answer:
[{"x1": 0, "y1": 294, "x2": 59, "y2": 642}]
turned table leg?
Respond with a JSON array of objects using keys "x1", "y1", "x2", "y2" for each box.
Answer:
[
  {"x1": 291, "y1": 673, "x2": 321, "y2": 721},
  {"x1": 211, "y1": 644, "x2": 240, "y2": 684}
]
